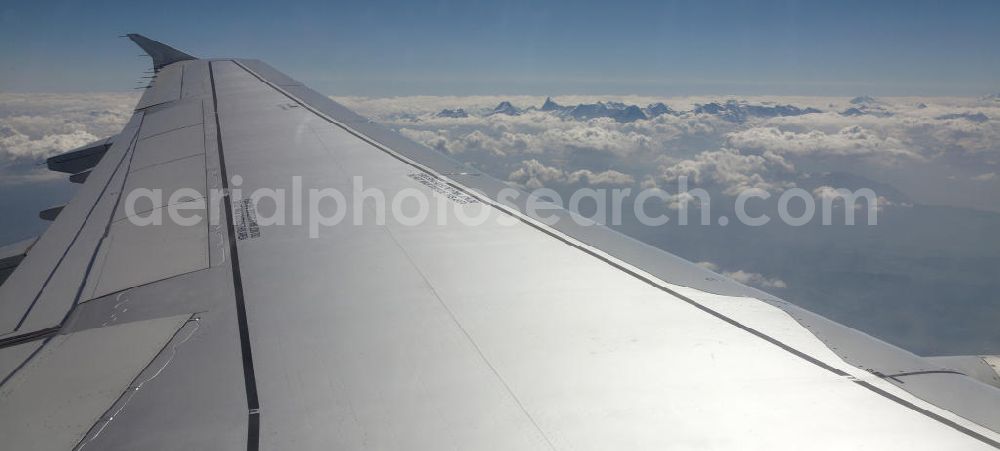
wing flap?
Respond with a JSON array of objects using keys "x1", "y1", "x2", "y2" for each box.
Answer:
[
  {"x1": 0, "y1": 114, "x2": 142, "y2": 335},
  {"x1": 0, "y1": 315, "x2": 191, "y2": 451},
  {"x1": 0, "y1": 63, "x2": 211, "y2": 334},
  {"x1": 46, "y1": 135, "x2": 115, "y2": 174}
]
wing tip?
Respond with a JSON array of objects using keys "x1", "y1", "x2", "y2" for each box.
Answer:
[{"x1": 127, "y1": 34, "x2": 197, "y2": 70}]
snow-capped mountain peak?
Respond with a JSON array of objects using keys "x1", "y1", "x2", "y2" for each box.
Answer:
[
  {"x1": 436, "y1": 108, "x2": 469, "y2": 118},
  {"x1": 849, "y1": 95, "x2": 878, "y2": 105},
  {"x1": 540, "y1": 97, "x2": 565, "y2": 112},
  {"x1": 490, "y1": 101, "x2": 520, "y2": 116}
]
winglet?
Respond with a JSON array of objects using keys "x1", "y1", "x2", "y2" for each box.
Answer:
[{"x1": 127, "y1": 34, "x2": 197, "y2": 70}]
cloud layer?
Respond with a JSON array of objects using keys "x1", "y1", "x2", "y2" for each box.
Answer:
[
  {"x1": 338, "y1": 94, "x2": 1000, "y2": 212},
  {"x1": 697, "y1": 261, "x2": 788, "y2": 289},
  {"x1": 0, "y1": 92, "x2": 138, "y2": 183}
]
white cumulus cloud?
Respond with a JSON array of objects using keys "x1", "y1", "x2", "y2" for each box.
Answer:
[
  {"x1": 0, "y1": 92, "x2": 138, "y2": 183},
  {"x1": 696, "y1": 261, "x2": 788, "y2": 289}
]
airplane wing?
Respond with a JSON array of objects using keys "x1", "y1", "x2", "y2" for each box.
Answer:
[{"x1": 1, "y1": 35, "x2": 999, "y2": 450}]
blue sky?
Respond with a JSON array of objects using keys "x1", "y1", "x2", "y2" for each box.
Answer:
[{"x1": 2, "y1": 0, "x2": 999, "y2": 95}]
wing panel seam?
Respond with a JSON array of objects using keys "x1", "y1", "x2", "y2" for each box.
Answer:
[
  {"x1": 12, "y1": 115, "x2": 144, "y2": 332},
  {"x1": 208, "y1": 60, "x2": 261, "y2": 451}
]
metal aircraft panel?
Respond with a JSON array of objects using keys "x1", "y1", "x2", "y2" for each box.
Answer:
[
  {"x1": 135, "y1": 63, "x2": 183, "y2": 110},
  {"x1": 0, "y1": 315, "x2": 191, "y2": 451},
  {"x1": 0, "y1": 114, "x2": 143, "y2": 334}
]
